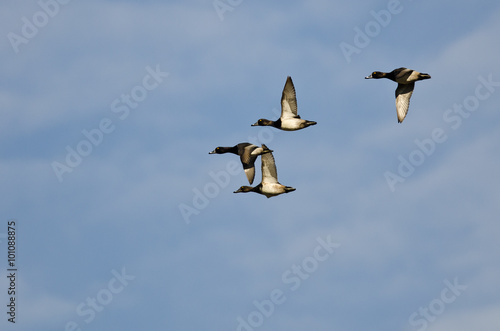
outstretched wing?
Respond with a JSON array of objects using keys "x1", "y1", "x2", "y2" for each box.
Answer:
[
  {"x1": 260, "y1": 152, "x2": 278, "y2": 184},
  {"x1": 281, "y1": 76, "x2": 298, "y2": 119},
  {"x1": 238, "y1": 143, "x2": 256, "y2": 165},
  {"x1": 395, "y1": 82, "x2": 414, "y2": 123},
  {"x1": 238, "y1": 143, "x2": 257, "y2": 184},
  {"x1": 392, "y1": 67, "x2": 411, "y2": 83},
  {"x1": 244, "y1": 167, "x2": 255, "y2": 185}
]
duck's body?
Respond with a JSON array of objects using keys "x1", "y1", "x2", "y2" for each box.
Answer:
[
  {"x1": 209, "y1": 143, "x2": 272, "y2": 185},
  {"x1": 365, "y1": 67, "x2": 431, "y2": 123},
  {"x1": 235, "y1": 182, "x2": 296, "y2": 198},
  {"x1": 252, "y1": 76, "x2": 317, "y2": 131},
  {"x1": 234, "y1": 147, "x2": 295, "y2": 198}
]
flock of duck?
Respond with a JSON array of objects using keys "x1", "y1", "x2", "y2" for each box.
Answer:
[{"x1": 209, "y1": 67, "x2": 431, "y2": 198}]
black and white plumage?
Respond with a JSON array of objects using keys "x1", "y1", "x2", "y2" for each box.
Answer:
[
  {"x1": 233, "y1": 145, "x2": 295, "y2": 198},
  {"x1": 209, "y1": 143, "x2": 272, "y2": 185},
  {"x1": 365, "y1": 67, "x2": 431, "y2": 123},
  {"x1": 251, "y1": 76, "x2": 317, "y2": 131}
]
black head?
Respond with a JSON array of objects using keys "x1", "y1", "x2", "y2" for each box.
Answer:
[
  {"x1": 251, "y1": 119, "x2": 273, "y2": 127},
  {"x1": 365, "y1": 71, "x2": 385, "y2": 79},
  {"x1": 209, "y1": 145, "x2": 239, "y2": 155},
  {"x1": 209, "y1": 147, "x2": 224, "y2": 154},
  {"x1": 234, "y1": 186, "x2": 254, "y2": 193}
]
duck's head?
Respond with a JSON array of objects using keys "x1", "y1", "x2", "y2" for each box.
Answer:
[
  {"x1": 209, "y1": 147, "x2": 223, "y2": 154},
  {"x1": 251, "y1": 119, "x2": 273, "y2": 127},
  {"x1": 365, "y1": 71, "x2": 385, "y2": 79},
  {"x1": 234, "y1": 186, "x2": 254, "y2": 193}
]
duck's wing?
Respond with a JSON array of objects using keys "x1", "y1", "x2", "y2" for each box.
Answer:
[
  {"x1": 243, "y1": 167, "x2": 256, "y2": 185},
  {"x1": 395, "y1": 82, "x2": 414, "y2": 123},
  {"x1": 281, "y1": 76, "x2": 298, "y2": 119},
  {"x1": 392, "y1": 67, "x2": 411, "y2": 82},
  {"x1": 260, "y1": 152, "x2": 278, "y2": 184},
  {"x1": 238, "y1": 143, "x2": 256, "y2": 162},
  {"x1": 238, "y1": 143, "x2": 257, "y2": 184}
]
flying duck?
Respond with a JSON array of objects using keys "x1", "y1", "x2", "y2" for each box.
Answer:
[
  {"x1": 251, "y1": 76, "x2": 317, "y2": 131},
  {"x1": 365, "y1": 67, "x2": 431, "y2": 123},
  {"x1": 209, "y1": 143, "x2": 272, "y2": 185},
  {"x1": 234, "y1": 145, "x2": 295, "y2": 198}
]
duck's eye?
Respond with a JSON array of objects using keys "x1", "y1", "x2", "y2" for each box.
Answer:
[{"x1": 373, "y1": 72, "x2": 377, "y2": 75}]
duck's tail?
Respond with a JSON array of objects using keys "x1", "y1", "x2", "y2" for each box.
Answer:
[
  {"x1": 261, "y1": 144, "x2": 273, "y2": 154},
  {"x1": 419, "y1": 73, "x2": 431, "y2": 80}
]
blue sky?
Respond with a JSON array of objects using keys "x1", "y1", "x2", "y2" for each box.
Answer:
[{"x1": 1, "y1": 0, "x2": 500, "y2": 330}]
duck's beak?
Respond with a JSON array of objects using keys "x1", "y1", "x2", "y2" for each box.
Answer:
[
  {"x1": 208, "y1": 150, "x2": 216, "y2": 154},
  {"x1": 251, "y1": 121, "x2": 259, "y2": 126},
  {"x1": 365, "y1": 74, "x2": 373, "y2": 79}
]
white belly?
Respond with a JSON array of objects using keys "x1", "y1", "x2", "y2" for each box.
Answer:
[
  {"x1": 280, "y1": 118, "x2": 305, "y2": 131},
  {"x1": 261, "y1": 182, "x2": 286, "y2": 197}
]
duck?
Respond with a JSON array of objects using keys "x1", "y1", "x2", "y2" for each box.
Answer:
[
  {"x1": 251, "y1": 76, "x2": 317, "y2": 131},
  {"x1": 365, "y1": 67, "x2": 431, "y2": 123},
  {"x1": 209, "y1": 143, "x2": 272, "y2": 185},
  {"x1": 234, "y1": 145, "x2": 295, "y2": 198}
]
